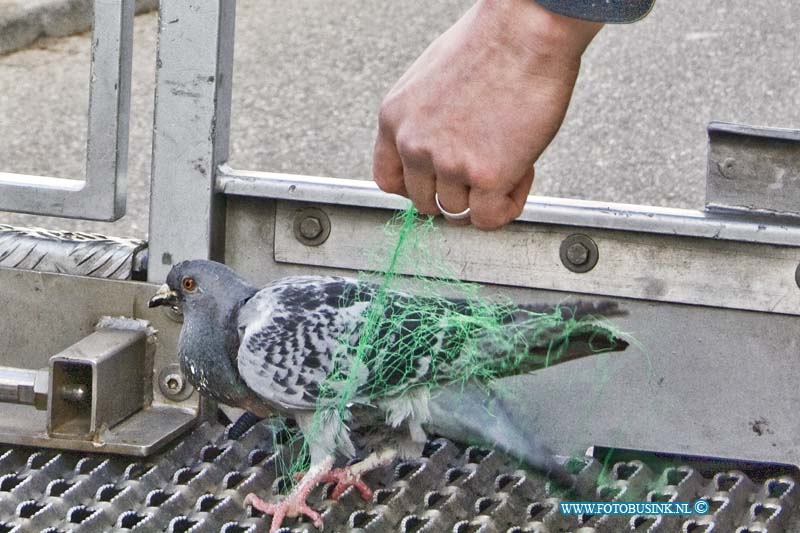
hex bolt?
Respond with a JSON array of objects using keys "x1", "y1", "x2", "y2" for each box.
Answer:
[
  {"x1": 293, "y1": 207, "x2": 331, "y2": 246},
  {"x1": 299, "y1": 216, "x2": 323, "y2": 240},
  {"x1": 158, "y1": 364, "x2": 193, "y2": 401},
  {"x1": 559, "y1": 234, "x2": 599, "y2": 273},
  {"x1": 565, "y1": 242, "x2": 590, "y2": 266}
]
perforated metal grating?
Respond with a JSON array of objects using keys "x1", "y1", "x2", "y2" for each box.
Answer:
[{"x1": 0, "y1": 420, "x2": 797, "y2": 532}]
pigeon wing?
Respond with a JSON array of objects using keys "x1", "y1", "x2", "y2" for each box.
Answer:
[{"x1": 235, "y1": 276, "x2": 371, "y2": 411}]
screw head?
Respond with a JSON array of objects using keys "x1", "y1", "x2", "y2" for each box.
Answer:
[
  {"x1": 565, "y1": 243, "x2": 590, "y2": 266},
  {"x1": 718, "y1": 157, "x2": 737, "y2": 179},
  {"x1": 293, "y1": 208, "x2": 331, "y2": 246},
  {"x1": 559, "y1": 234, "x2": 599, "y2": 273},
  {"x1": 299, "y1": 217, "x2": 323, "y2": 240},
  {"x1": 158, "y1": 364, "x2": 194, "y2": 401}
]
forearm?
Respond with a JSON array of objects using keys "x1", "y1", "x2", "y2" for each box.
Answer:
[{"x1": 479, "y1": 0, "x2": 604, "y2": 57}]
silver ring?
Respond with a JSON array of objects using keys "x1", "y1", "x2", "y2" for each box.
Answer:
[{"x1": 435, "y1": 192, "x2": 471, "y2": 220}]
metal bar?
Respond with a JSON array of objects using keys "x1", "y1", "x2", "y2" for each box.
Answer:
[
  {"x1": 217, "y1": 165, "x2": 800, "y2": 247},
  {"x1": 0, "y1": 0, "x2": 134, "y2": 221},
  {"x1": 147, "y1": 0, "x2": 236, "y2": 282},
  {"x1": 271, "y1": 202, "x2": 800, "y2": 316},
  {"x1": 0, "y1": 367, "x2": 47, "y2": 408}
]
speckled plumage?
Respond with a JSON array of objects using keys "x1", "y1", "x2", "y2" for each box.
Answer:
[{"x1": 155, "y1": 259, "x2": 628, "y2": 522}]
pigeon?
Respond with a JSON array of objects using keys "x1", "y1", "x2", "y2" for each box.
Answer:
[{"x1": 149, "y1": 259, "x2": 628, "y2": 532}]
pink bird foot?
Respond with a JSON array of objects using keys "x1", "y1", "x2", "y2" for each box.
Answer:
[
  {"x1": 321, "y1": 466, "x2": 374, "y2": 501},
  {"x1": 245, "y1": 490, "x2": 323, "y2": 533}
]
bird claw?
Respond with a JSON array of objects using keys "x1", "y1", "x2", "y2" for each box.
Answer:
[
  {"x1": 245, "y1": 492, "x2": 324, "y2": 533},
  {"x1": 322, "y1": 467, "x2": 373, "y2": 501}
]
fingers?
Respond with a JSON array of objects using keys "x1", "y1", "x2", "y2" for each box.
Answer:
[
  {"x1": 435, "y1": 177, "x2": 471, "y2": 226},
  {"x1": 469, "y1": 166, "x2": 534, "y2": 230},
  {"x1": 402, "y1": 164, "x2": 438, "y2": 215},
  {"x1": 372, "y1": 126, "x2": 406, "y2": 197},
  {"x1": 374, "y1": 112, "x2": 533, "y2": 228}
]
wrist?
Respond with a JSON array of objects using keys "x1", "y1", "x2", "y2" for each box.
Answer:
[{"x1": 477, "y1": 0, "x2": 603, "y2": 59}]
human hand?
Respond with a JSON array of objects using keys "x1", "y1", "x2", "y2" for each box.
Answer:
[{"x1": 373, "y1": 0, "x2": 602, "y2": 229}]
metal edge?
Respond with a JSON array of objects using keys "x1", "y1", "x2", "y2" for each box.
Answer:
[{"x1": 217, "y1": 165, "x2": 800, "y2": 247}]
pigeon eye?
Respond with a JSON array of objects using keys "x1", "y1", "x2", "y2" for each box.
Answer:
[{"x1": 182, "y1": 277, "x2": 197, "y2": 292}]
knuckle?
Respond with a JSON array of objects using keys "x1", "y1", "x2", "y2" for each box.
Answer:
[
  {"x1": 377, "y1": 93, "x2": 404, "y2": 131},
  {"x1": 464, "y1": 162, "x2": 500, "y2": 190},
  {"x1": 396, "y1": 135, "x2": 430, "y2": 163},
  {"x1": 432, "y1": 154, "x2": 465, "y2": 180}
]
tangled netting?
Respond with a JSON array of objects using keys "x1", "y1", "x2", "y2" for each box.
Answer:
[{"x1": 275, "y1": 207, "x2": 630, "y2": 484}]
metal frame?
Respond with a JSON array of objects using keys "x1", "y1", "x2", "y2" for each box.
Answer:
[
  {"x1": 0, "y1": 0, "x2": 134, "y2": 221},
  {"x1": 147, "y1": 0, "x2": 235, "y2": 281}
]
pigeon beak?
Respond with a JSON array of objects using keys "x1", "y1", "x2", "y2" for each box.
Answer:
[{"x1": 149, "y1": 284, "x2": 179, "y2": 308}]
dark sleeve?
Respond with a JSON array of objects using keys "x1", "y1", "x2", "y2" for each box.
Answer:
[{"x1": 534, "y1": 0, "x2": 655, "y2": 23}]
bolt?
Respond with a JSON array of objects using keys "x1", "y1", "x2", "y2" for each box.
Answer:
[
  {"x1": 718, "y1": 157, "x2": 737, "y2": 179},
  {"x1": 559, "y1": 234, "x2": 598, "y2": 274},
  {"x1": 161, "y1": 372, "x2": 184, "y2": 395},
  {"x1": 59, "y1": 384, "x2": 89, "y2": 403},
  {"x1": 565, "y1": 243, "x2": 590, "y2": 266},
  {"x1": 158, "y1": 364, "x2": 193, "y2": 401},
  {"x1": 299, "y1": 217, "x2": 323, "y2": 240}
]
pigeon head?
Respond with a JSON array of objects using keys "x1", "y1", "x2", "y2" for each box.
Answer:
[{"x1": 148, "y1": 260, "x2": 257, "y2": 315}]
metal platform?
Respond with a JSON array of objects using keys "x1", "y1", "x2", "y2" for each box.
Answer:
[{"x1": 0, "y1": 420, "x2": 797, "y2": 532}]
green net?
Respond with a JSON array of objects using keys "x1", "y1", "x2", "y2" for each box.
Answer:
[{"x1": 276, "y1": 206, "x2": 633, "y2": 489}]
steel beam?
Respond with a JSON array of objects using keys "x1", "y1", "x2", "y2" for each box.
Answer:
[
  {"x1": 147, "y1": 0, "x2": 236, "y2": 282},
  {"x1": 217, "y1": 165, "x2": 800, "y2": 247}
]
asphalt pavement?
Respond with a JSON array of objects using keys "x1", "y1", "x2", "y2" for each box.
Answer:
[{"x1": 0, "y1": 0, "x2": 797, "y2": 238}]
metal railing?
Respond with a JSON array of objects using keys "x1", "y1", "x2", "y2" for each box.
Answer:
[{"x1": 0, "y1": 0, "x2": 134, "y2": 221}]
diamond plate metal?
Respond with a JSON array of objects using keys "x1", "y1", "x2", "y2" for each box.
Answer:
[
  {"x1": 0, "y1": 225, "x2": 146, "y2": 280},
  {"x1": 0, "y1": 420, "x2": 797, "y2": 533}
]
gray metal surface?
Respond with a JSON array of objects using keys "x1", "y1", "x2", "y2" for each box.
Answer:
[
  {"x1": 0, "y1": 420, "x2": 797, "y2": 532},
  {"x1": 0, "y1": 225, "x2": 146, "y2": 280},
  {"x1": 223, "y1": 196, "x2": 800, "y2": 467},
  {"x1": 0, "y1": 268, "x2": 199, "y2": 456},
  {"x1": 0, "y1": 0, "x2": 133, "y2": 221},
  {"x1": 48, "y1": 325, "x2": 149, "y2": 441},
  {"x1": 270, "y1": 201, "x2": 800, "y2": 316},
  {"x1": 706, "y1": 122, "x2": 800, "y2": 217},
  {"x1": 147, "y1": 0, "x2": 235, "y2": 282},
  {"x1": 0, "y1": 367, "x2": 47, "y2": 409},
  {"x1": 218, "y1": 166, "x2": 800, "y2": 247}
]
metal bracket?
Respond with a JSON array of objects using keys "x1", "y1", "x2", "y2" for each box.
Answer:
[
  {"x1": 0, "y1": 271, "x2": 199, "y2": 456},
  {"x1": 706, "y1": 121, "x2": 800, "y2": 217},
  {"x1": 0, "y1": 0, "x2": 134, "y2": 221}
]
